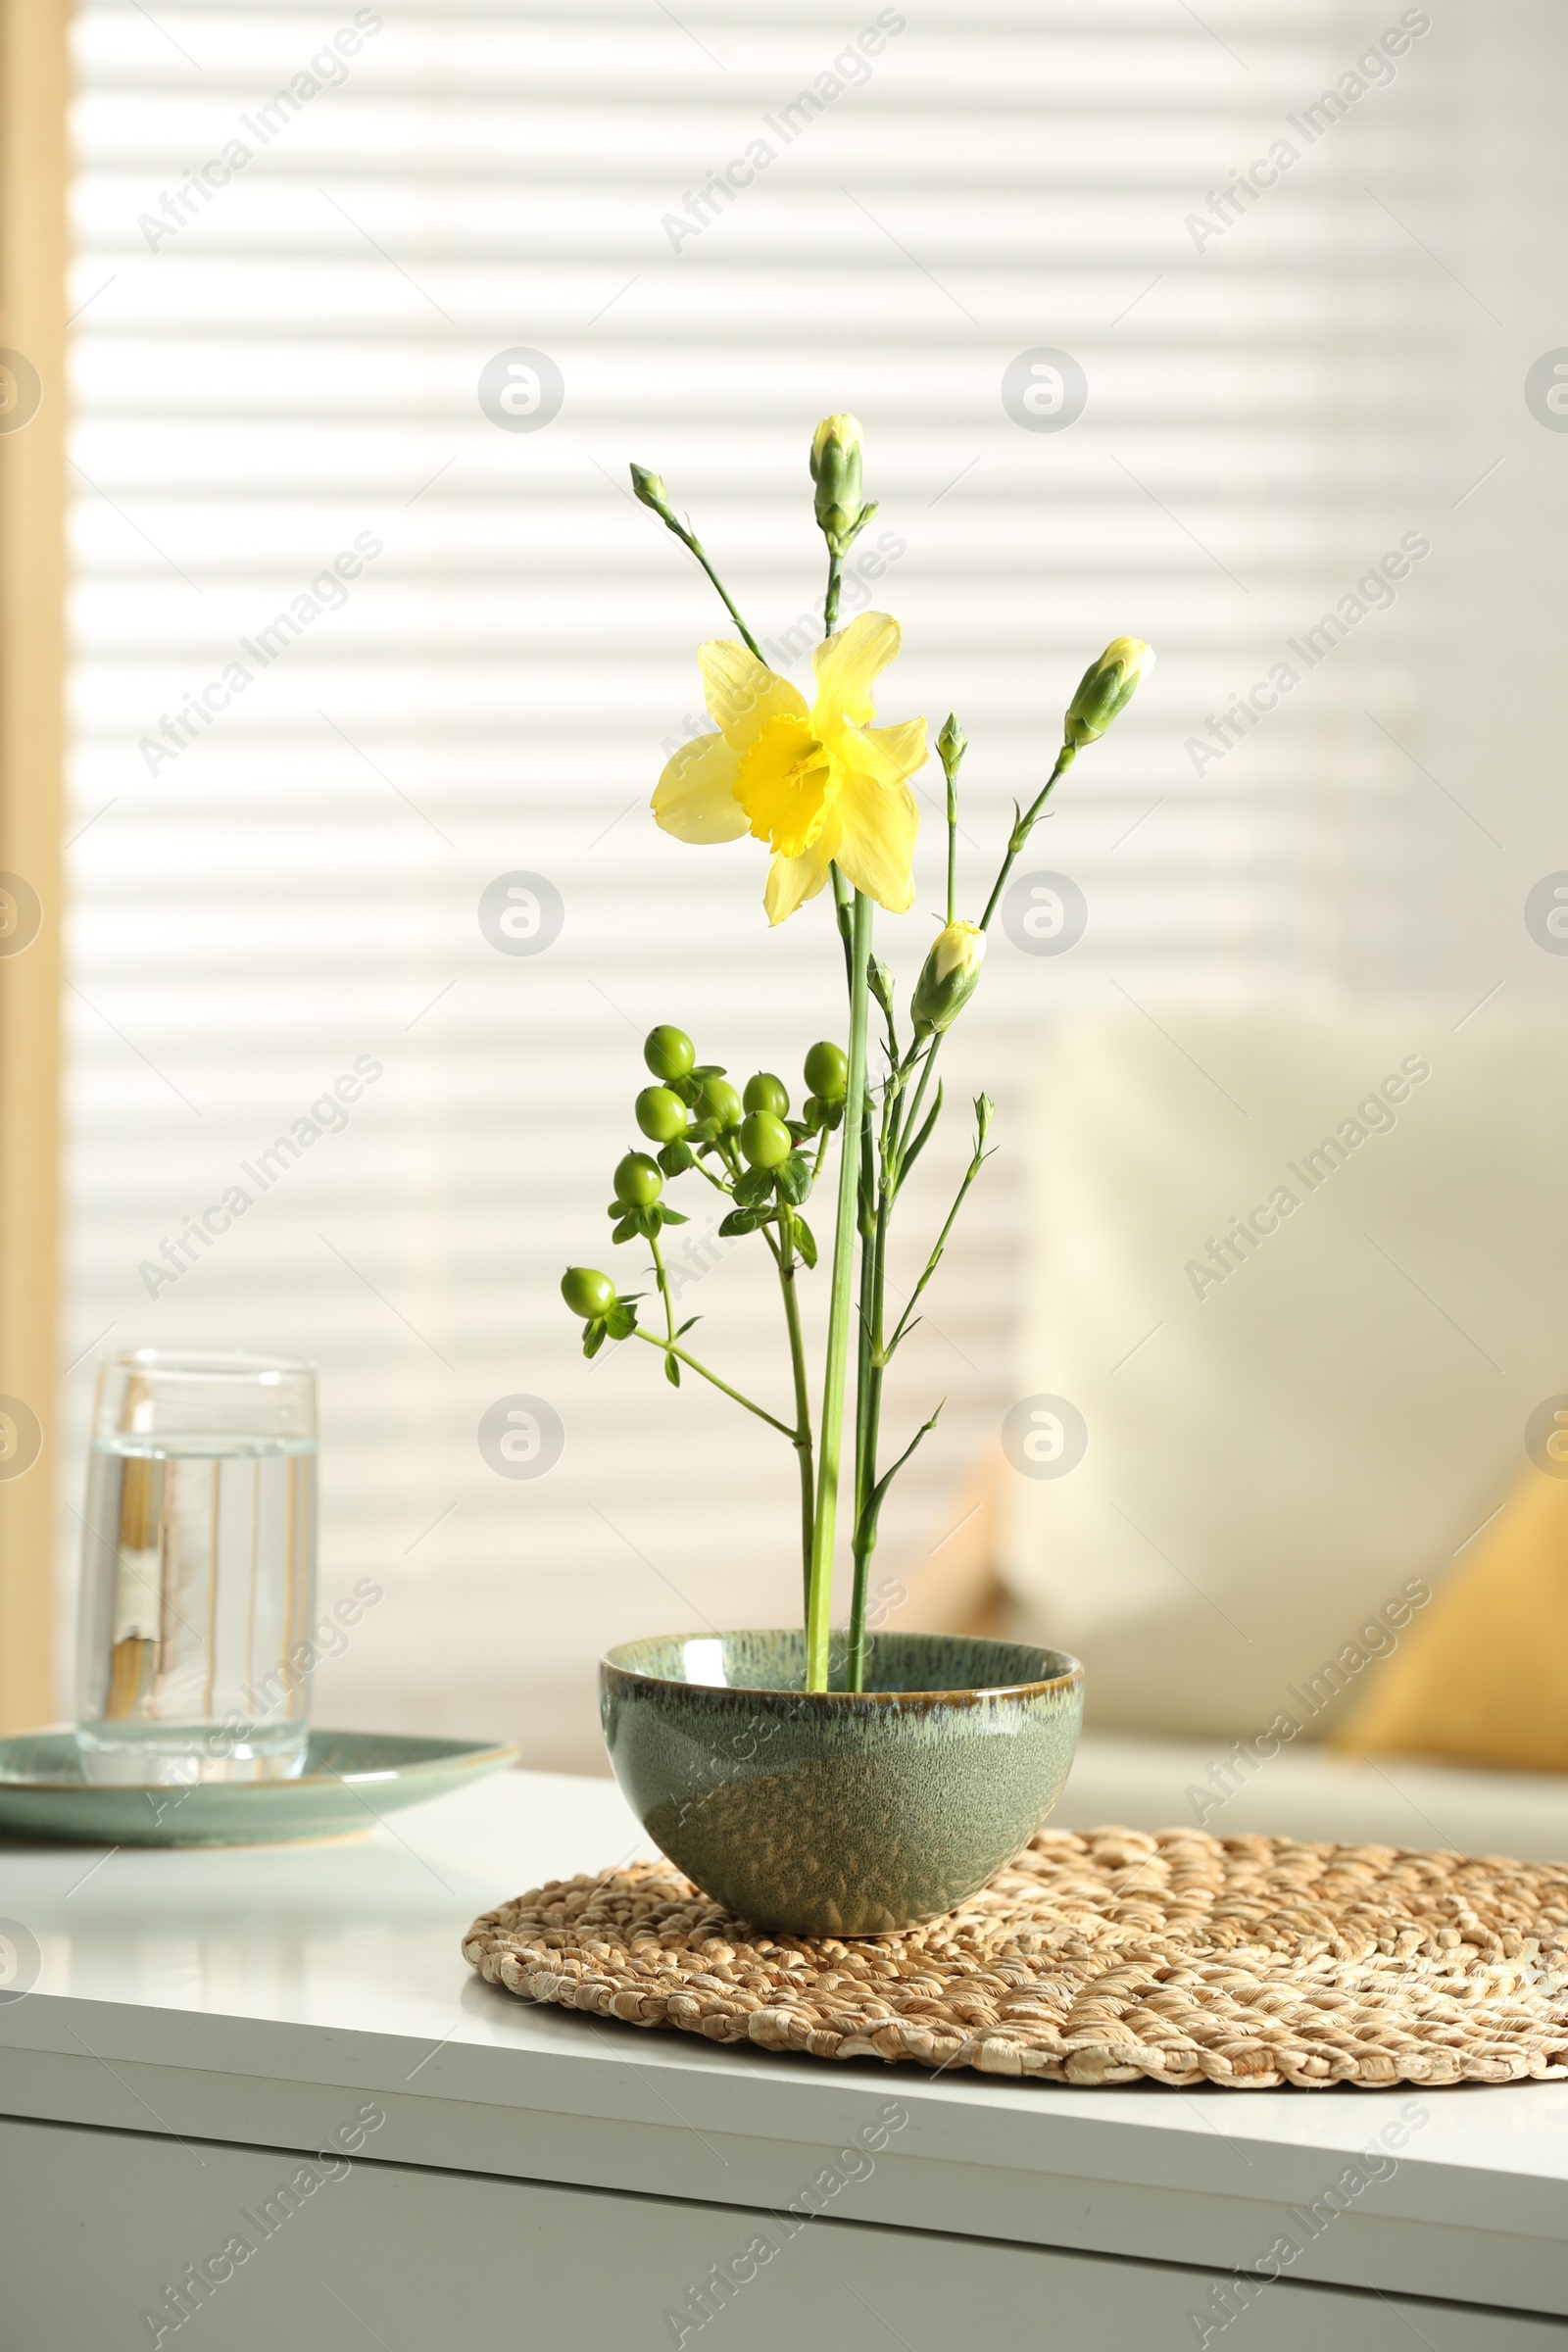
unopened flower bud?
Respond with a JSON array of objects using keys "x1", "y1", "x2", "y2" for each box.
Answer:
[
  {"x1": 629, "y1": 463, "x2": 672, "y2": 514},
  {"x1": 809, "y1": 413, "x2": 860, "y2": 483},
  {"x1": 937, "y1": 713, "x2": 967, "y2": 778},
  {"x1": 1063, "y1": 637, "x2": 1154, "y2": 750},
  {"x1": 809, "y1": 413, "x2": 866, "y2": 546},
  {"x1": 911, "y1": 920, "x2": 986, "y2": 1036},
  {"x1": 868, "y1": 956, "x2": 897, "y2": 1021}
]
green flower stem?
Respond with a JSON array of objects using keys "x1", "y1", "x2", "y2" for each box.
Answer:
[
  {"x1": 774, "y1": 1203, "x2": 816, "y2": 1615},
  {"x1": 886, "y1": 1114, "x2": 990, "y2": 1356},
  {"x1": 844, "y1": 1026, "x2": 959, "y2": 1688},
  {"x1": 840, "y1": 719, "x2": 1073, "y2": 1630},
  {"x1": 807, "y1": 887, "x2": 871, "y2": 1690},
  {"x1": 847, "y1": 1031, "x2": 913, "y2": 1690},
  {"x1": 824, "y1": 549, "x2": 844, "y2": 635},
  {"x1": 630, "y1": 1329, "x2": 796, "y2": 1439},
  {"x1": 851, "y1": 1097, "x2": 876, "y2": 1534},
  {"x1": 830, "y1": 859, "x2": 854, "y2": 993},
  {"x1": 644, "y1": 504, "x2": 764, "y2": 662},
  {"x1": 648, "y1": 1227, "x2": 677, "y2": 1353},
  {"x1": 894, "y1": 1034, "x2": 943, "y2": 1189},
  {"x1": 851, "y1": 1392, "x2": 940, "y2": 1674},
  {"x1": 979, "y1": 742, "x2": 1076, "y2": 933},
  {"x1": 847, "y1": 1173, "x2": 892, "y2": 1691},
  {"x1": 946, "y1": 769, "x2": 958, "y2": 929},
  {"x1": 850, "y1": 1035, "x2": 891, "y2": 1546},
  {"x1": 851, "y1": 1086, "x2": 879, "y2": 1467}
]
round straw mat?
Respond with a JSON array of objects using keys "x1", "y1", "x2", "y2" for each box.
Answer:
[{"x1": 464, "y1": 1826, "x2": 1568, "y2": 2088}]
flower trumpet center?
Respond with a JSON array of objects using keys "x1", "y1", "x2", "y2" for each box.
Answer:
[{"x1": 732, "y1": 716, "x2": 839, "y2": 858}]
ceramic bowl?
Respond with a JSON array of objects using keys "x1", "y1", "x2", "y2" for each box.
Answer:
[{"x1": 601, "y1": 1629, "x2": 1083, "y2": 1936}]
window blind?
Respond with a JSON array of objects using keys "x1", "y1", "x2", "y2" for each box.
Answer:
[{"x1": 65, "y1": 0, "x2": 1455, "y2": 1766}]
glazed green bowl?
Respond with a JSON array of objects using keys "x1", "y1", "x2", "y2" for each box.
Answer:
[{"x1": 600, "y1": 1629, "x2": 1083, "y2": 1936}]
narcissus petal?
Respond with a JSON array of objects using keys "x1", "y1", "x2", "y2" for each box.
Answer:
[
  {"x1": 832, "y1": 771, "x2": 919, "y2": 914},
  {"x1": 733, "y1": 715, "x2": 837, "y2": 858},
  {"x1": 811, "y1": 612, "x2": 902, "y2": 729},
  {"x1": 763, "y1": 824, "x2": 839, "y2": 927},
  {"x1": 652, "y1": 729, "x2": 749, "y2": 843},
  {"x1": 856, "y1": 715, "x2": 929, "y2": 789},
  {"x1": 698, "y1": 642, "x2": 808, "y2": 752}
]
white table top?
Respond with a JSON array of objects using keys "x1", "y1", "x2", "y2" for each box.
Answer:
[{"x1": 1, "y1": 1767, "x2": 1564, "y2": 2315}]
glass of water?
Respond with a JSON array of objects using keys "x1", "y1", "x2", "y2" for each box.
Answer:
[{"x1": 75, "y1": 1350, "x2": 318, "y2": 1786}]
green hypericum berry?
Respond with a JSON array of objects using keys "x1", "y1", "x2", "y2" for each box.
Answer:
[
  {"x1": 613, "y1": 1151, "x2": 663, "y2": 1207},
  {"x1": 562, "y1": 1266, "x2": 615, "y2": 1318},
  {"x1": 739, "y1": 1109, "x2": 792, "y2": 1170},
  {"x1": 635, "y1": 1085, "x2": 687, "y2": 1144},
  {"x1": 698, "y1": 1076, "x2": 743, "y2": 1132},
  {"x1": 743, "y1": 1071, "x2": 790, "y2": 1118},
  {"x1": 644, "y1": 1025, "x2": 695, "y2": 1082},
  {"x1": 803, "y1": 1040, "x2": 848, "y2": 1102}
]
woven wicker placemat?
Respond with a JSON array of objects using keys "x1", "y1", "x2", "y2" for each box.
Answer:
[{"x1": 464, "y1": 1825, "x2": 1568, "y2": 2088}]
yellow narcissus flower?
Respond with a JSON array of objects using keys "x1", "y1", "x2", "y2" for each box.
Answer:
[{"x1": 652, "y1": 611, "x2": 928, "y2": 926}]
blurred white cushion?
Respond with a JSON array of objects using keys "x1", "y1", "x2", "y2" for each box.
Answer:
[
  {"x1": 999, "y1": 1007, "x2": 1568, "y2": 1740},
  {"x1": 1060, "y1": 1732, "x2": 1568, "y2": 1861}
]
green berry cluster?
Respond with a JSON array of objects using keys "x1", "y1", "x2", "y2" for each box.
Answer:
[{"x1": 560, "y1": 1024, "x2": 849, "y2": 1353}]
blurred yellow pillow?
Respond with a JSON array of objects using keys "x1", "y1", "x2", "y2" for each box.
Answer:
[{"x1": 1335, "y1": 1466, "x2": 1568, "y2": 1773}]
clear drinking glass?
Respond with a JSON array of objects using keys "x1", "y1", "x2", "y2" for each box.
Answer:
[{"x1": 75, "y1": 1350, "x2": 318, "y2": 1786}]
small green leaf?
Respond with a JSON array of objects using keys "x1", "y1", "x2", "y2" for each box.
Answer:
[
  {"x1": 689, "y1": 1062, "x2": 726, "y2": 1080},
  {"x1": 792, "y1": 1216, "x2": 817, "y2": 1269},
  {"x1": 664, "y1": 1350, "x2": 681, "y2": 1388},
  {"x1": 658, "y1": 1140, "x2": 695, "y2": 1177},
  {"x1": 675, "y1": 1316, "x2": 701, "y2": 1337},
  {"x1": 611, "y1": 1214, "x2": 638, "y2": 1245},
  {"x1": 900, "y1": 1083, "x2": 945, "y2": 1183},
  {"x1": 583, "y1": 1324, "x2": 607, "y2": 1358},
  {"x1": 775, "y1": 1151, "x2": 813, "y2": 1206},
  {"x1": 657, "y1": 1205, "x2": 689, "y2": 1227},
  {"x1": 718, "y1": 1206, "x2": 764, "y2": 1237},
  {"x1": 688, "y1": 1117, "x2": 719, "y2": 1143},
  {"x1": 733, "y1": 1166, "x2": 772, "y2": 1209},
  {"x1": 605, "y1": 1301, "x2": 639, "y2": 1340}
]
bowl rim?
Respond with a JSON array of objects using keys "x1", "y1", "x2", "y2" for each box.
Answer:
[{"x1": 600, "y1": 1627, "x2": 1084, "y2": 1705}]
